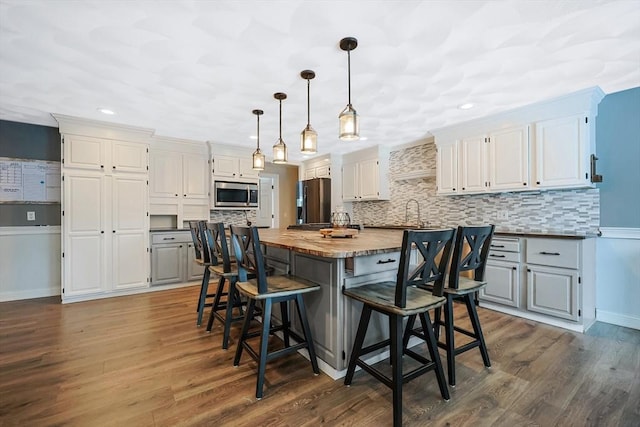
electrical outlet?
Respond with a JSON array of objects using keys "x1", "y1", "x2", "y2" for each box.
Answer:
[
  {"x1": 497, "y1": 211, "x2": 508, "y2": 220},
  {"x1": 27, "y1": 211, "x2": 36, "y2": 221}
]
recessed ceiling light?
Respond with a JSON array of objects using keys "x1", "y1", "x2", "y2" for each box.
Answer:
[
  {"x1": 97, "y1": 108, "x2": 115, "y2": 115},
  {"x1": 249, "y1": 135, "x2": 257, "y2": 140},
  {"x1": 458, "y1": 103, "x2": 474, "y2": 110},
  {"x1": 359, "y1": 136, "x2": 368, "y2": 141}
]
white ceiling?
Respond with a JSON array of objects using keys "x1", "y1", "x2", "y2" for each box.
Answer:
[{"x1": 1, "y1": 0, "x2": 639, "y2": 163}]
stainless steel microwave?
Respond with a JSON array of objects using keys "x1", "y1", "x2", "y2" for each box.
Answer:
[{"x1": 213, "y1": 181, "x2": 258, "y2": 208}]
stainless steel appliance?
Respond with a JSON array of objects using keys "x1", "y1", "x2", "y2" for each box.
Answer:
[
  {"x1": 296, "y1": 178, "x2": 331, "y2": 224},
  {"x1": 213, "y1": 180, "x2": 258, "y2": 208}
]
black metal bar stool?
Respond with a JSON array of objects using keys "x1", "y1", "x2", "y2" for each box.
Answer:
[
  {"x1": 405, "y1": 224, "x2": 495, "y2": 387},
  {"x1": 230, "y1": 225, "x2": 320, "y2": 400},
  {"x1": 343, "y1": 228, "x2": 456, "y2": 427}
]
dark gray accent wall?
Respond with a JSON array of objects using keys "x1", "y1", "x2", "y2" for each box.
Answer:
[
  {"x1": 0, "y1": 120, "x2": 61, "y2": 226},
  {"x1": 596, "y1": 87, "x2": 640, "y2": 228}
]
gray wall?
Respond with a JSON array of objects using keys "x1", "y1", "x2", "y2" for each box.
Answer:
[
  {"x1": 596, "y1": 87, "x2": 640, "y2": 228},
  {"x1": 0, "y1": 120, "x2": 61, "y2": 226}
]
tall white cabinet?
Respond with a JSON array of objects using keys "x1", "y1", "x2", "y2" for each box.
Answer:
[{"x1": 55, "y1": 115, "x2": 153, "y2": 302}]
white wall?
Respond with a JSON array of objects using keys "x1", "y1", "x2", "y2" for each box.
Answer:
[
  {"x1": 596, "y1": 228, "x2": 640, "y2": 330},
  {"x1": 0, "y1": 226, "x2": 61, "y2": 301}
]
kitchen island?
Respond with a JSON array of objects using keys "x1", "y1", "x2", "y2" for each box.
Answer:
[{"x1": 255, "y1": 228, "x2": 410, "y2": 379}]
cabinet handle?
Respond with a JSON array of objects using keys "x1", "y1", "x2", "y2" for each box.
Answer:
[
  {"x1": 179, "y1": 245, "x2": 183, "y2": 248},
  {"x1": 539, "y1": 251, "x2": 560, "y2": 256},
  {"x1": 163, "y1": 237, "x2": 175, "y2": 240},
  {"x1": 100, "y1": 165, "x2": 104, "y2": 169},
  {"x1": 491, "y1": 244, "x2": 505, "y2": 248},
  {"x1": 536, "y1": 181, "x2": 540, "y2": 185},
  {"x1": 112, "y1": 166, "x2": 116, "y2": 169},
  {"x1": 377, "y1": 258, "x2": 397, "y2": 264},
  {"x1": 489, "y1": 254, "x2": 506, "y2": 258},
  {"x1": 462, "y1": 187, "x2": 465, "y2": 190},
  {"x1": 101, "y1": 231, "x2": 104, "y2": 234},
  {"x1": 527, "y1": 268, "x2": 531, "y2": 272},
  {"x1": 452, "y1": 188, "x2": 456, "y2": 191},
  {"x1": 512, "y1": 266, "x2": 517, "y2": 270},
  {"x1": 523, "y1": 182, "x2": 527, "y2": 185},
  {"x1": 112, "y1": 230, "x2": 116, "y2": 233},
  {"x1": 175, "y1": 194, "x2": 178, "y2": 196},
  {"x1": 183, "y1": 194, "x2": 186, "y2": 197}
]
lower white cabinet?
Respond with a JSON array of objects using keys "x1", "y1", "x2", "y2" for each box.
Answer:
[
  {"x1": 483, "y1": 261, "x2": 520, "y2": 307},
  {"x1": 526, "y1": 265, "x2": 579, "y2": 321},
  {"x1": 150, "y1": 231, "x2": 203, "y2": 285}
]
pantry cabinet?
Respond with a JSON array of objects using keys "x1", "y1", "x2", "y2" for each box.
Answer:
[{"x1": 55, "y1": 114, "x2": 153, "y2": 302}]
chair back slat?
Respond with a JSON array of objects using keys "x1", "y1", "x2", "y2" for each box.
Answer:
[
  {"x1": 205, "y1": 222, "x2": 233, "y2": 272},
  {"x1": 188, "y1": 220, "x2": 204, "y2": 261},
  {"x1": 395, "y1": 228, "x2": 456, "y2": 308},
  {"x1": 230, "y1": 225, "x2": 268, "y2": 293},
  {"x1": 449, "y1": 225, "x2": 495, "y2": 288}
]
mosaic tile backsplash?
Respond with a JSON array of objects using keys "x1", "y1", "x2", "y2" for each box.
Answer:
[
  {"x1": 352, "y1": 143, "x2": 599, "y2": 234},
  {"x1": 209, "y1": 210, "x2": 257, "y2": 227}
]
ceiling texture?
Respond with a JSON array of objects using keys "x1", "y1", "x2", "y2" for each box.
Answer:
[{"x1": 1, "y1": 0, "x2": 639, "y2": 163}]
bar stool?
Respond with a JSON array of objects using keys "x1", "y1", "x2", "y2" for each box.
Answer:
[
  {"x1": 189, "y1": 220, "x2": 215, "y2": 327},
  {"x1": 230, "y1": 225, "x2": 320, "y2": 400},
  {"x1": 343, "y1": 229, "x2": 455, "y2": 427},
  {"x1": 405, "y1": 224, "x2": 494, "y2": 387},
  {"x1": 203, "y1": 222, "x2": 246, "y2": 349}
]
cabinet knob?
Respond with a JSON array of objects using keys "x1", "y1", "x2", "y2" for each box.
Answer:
[
  {"x1": 101, "y1": 230, "x2": 104, "y2": 234},
  {"x1": 112, "y1": 230, "x2": 116, "y2": 233},
  {"x1": 523, "y1": 182, "x2": 527, "y2": 186},
  {"x1": 175, "y1": 194, "x2": 178, "y2": 196},
  {"x1": 112, "y1": 166, "x2": 116, "y2": 169},
  {"x1": 462, "y1": 187, "x2": 465, "y2": 190},
  {"x1": 183, "y1": 194, "x2": 186, "y2": 197},
  {"x1": 536, "y1": 181, "x2": 540, "y2": 185},
  {"x1": 100, "y1": 165, "x2": 104, "y2": 169},
  {"x1": 453, "y1": 188, "x2": 456, "y2": 191}
]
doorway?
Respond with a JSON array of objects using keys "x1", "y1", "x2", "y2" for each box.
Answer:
[{"x1": 256, "y1": 174, "x2": 279, "y2": 228}]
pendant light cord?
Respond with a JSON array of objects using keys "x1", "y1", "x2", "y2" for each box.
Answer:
[
  {"x1": 307, "y1": 78, "x2": 311, "y2": 125},
  {"x1": 347, "y1": 49, "x2": 352, "y2": 106},
  {"x1": 256, "y1": 114, "x2": 260, "y2": 149},
  {"x1": 279, "y1": 99, "x2": 283, "y2": 140}
]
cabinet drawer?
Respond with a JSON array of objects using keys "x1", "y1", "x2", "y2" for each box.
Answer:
[
  {"x1": 526, "y1": 238, "x2": 579, "y2": 269},
  {"x1": 487, "y1": 250, "x2": 520, "y2": 263},
  {"x1": 490, "y1": 237, "x2": 520, "y2": 253},
  {"x1": 151, "y1": 232, "x2": 192, "y2": 244},
  {"x1": 351, "y1": 251, "x2": 401, "y2": 276}
]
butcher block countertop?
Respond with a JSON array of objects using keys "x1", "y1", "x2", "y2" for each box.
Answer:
[{"x1": 257, "y1": 228, "x2": 405, "y2": 258}]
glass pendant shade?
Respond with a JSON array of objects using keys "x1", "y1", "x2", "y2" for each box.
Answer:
[
  {"x1": 272, "y1": 92, "x2": 288, "y2": 164},
  {"x1": 301, "y1": 125, "x2": 317, "y2": 154},
  {"x1": 339, "y1": 104, "x2": 359, "y2": 141},
  {"x1": 252, "y1": 147, "x2": 265, "y2": 170},
  {"x1": 252, "y1": 109, "x2": 265, "y2": 170},
  {"x1": 339, "y1": 37, "x2": 359, "y2": 141}
]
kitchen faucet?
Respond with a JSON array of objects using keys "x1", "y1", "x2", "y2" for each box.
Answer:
[{"x1": 404, "y1": 198, "x2": 423, "y2": 228}]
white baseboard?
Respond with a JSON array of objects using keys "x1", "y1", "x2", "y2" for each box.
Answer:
[
  {"x1": 0, "y1": 288, "x2": 61, "y2": 302},
  {"x1": 596, "y1": 309, "x2": 640, "y2": 331}
]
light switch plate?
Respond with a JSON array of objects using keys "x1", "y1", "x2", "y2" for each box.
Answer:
[{"x1": 27, "y1": 211, "x2": 36, "y2": 221}]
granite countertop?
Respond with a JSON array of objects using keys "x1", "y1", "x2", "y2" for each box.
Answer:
[
  {"x1": 257, "y1": 228, "x2": 404, "y2": 258},
  {"x1": 362, "y1": 224, "x2": 597, "y2": 240}
]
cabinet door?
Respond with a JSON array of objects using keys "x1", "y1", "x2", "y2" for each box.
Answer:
[
  {"x1": 342, "y1": 162, "x2": 359, "y2": 201},
  {"x1": 534, "y1": 115, "x2": 589, "y2": 189},
  {"x1": 212, "y1": 155, "x2": 238, "y2": 178},
  {"x1": 489, "y1": 126, "x2": 529, "y2": 191},
  {"x1": 481, "y1": 261, "x2": 520, "y2": 307},
  {"x1": 187, "y1": 242, "x2": 204, "y2": 281},
  {"x1": 112, "y1": 176, "x2": 148, "y2": 290},
  {"x1": 316, "y1": 165, "x2": 331, "y2": 178},
  {"x1": 527, "y1": 265, "x2": 579, "y2": 321},
  {"x1": 238, "y1": 157, "x2": 259, "y2": 178},
  {"x1": 359, "y1": 159, "x2": 379, "y2": 200},
  {"x1": 63, "y1": 173, "x2": 105, "y2": 297},
  {"x1": 149, "y1": 150, "x2": 181, "y2": 198},
  {"x1": 151, "y1": 244, "x2": 184, "y2": 285},
  {"x1": 182, "y1": 154, "x2": 209, "y2": 199},
  {"x1": 111, "y1": 141, "x2": 147, "y2": 173},
  {"x1": 436, "y1": 143, "x2": 458, "y2": 194},
  {"x1": 459, "y1": 135, "x2": 487, "y2": 193},
  {"x1": 304, "y1": 168, "x2": 316, "y2": 180},
  {"x1": 63, "y1": 135, "x2": 105, "y2": 171}
]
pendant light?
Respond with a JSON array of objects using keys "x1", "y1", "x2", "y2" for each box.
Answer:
[
  {"x1": 272, "y1": 92, "x2": 288, "y2": 164},
  {"x1": 252, "y1": 109, "x2": 265, "y2": 170},
  {"x1": 339, "y1": 37, "x2": 359, "y2": 141},
  {"x1": 300, "y1": 70, "x2": 317, "y2": 154}
]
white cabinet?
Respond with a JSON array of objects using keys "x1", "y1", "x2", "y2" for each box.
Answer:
[
  {"x1": 533, "y1": 114, "x2": 592, "y2": 189},
  {"x1": 304, "y1": 164, "x2": 331, "y2": 180},
  {"x1": 212, "y1": 154, "x2": 259, "y2": 180},
  {"x1": 481, "y1": 237, "x2": 522, "y2": 307},
  {"x1": 150, "y1": 231, "x2": 202, "y2": 285},
  {"x1": 63, "y1": 135, "x2": 148, "y2": 173},
  {"x1": 342, "y1": 146, "x2": 390, "y2": 202},
  {"x1": 526, "y1": 265, "x2": 579, "y2": 321},
  {"x1": 488, "y1": 125, "x2": 530, "y2": 191},
  {"x1": 458, "y1": 135, "x2": 486, "y2": 193},
  {"x1": 436, "y1": 143, "x2": 458, "y2": 194},
  {"x1": 149, "y1": 139, "x2": 210, "y2": 223}
]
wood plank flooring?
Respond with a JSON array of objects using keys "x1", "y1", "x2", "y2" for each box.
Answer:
[{"x1": 1, "y1": 285, "x2": 638, "y2": 426}]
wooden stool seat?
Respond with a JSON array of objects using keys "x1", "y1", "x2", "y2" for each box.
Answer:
[
  {"x1": 343, "y1": 282, "x2": 445, "y2": 316},
  {"x1": 236, "y1": 275, "x2": 319, "y2": 300},
  {"x1": 442, "y1": 276, "x2": 487, "y2": 295}
]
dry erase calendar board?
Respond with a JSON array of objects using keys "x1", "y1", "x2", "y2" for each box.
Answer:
[{"x1": 0, "y1": 157, "x2": 61, "y2": 203}]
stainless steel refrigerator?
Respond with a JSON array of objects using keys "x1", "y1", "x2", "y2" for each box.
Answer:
[{"x1": 296, "y1": 178, "x2": 331, "y2": 224}]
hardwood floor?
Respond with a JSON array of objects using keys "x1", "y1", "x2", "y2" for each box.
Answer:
[{"x1": 1, "y1": 285, "x2": 638, "y2": 426}]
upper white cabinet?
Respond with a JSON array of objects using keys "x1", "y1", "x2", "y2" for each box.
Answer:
[
  {"x1": 212, "y1": 154, "x2": 259, "y2": 180},
  {"x1": 63, "y1": 135, "x2": 148, "y2": 173},
  {"x1": 302, "y1": 156, "x2": 332, "y2": 180},
  {"x1": 149, "y1": 136, "x2": 210, "y2": 222},
  {"x1": 432, "y1": 87, "x2": 604, "y2": 196},
  {"x1": 533, "y1": 114, "x2": 591, "y2": 189},
  {"x1": 342, "y1": 146, "x2": 390, "y2": 202},
  {"x1": 488, "y1": 125, "x2": 530, "y2": 191}
]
